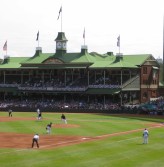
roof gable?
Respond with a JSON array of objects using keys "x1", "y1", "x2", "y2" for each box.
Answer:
[{"x1": 43, "y1": 58, "x2": 64, "y2": 64}]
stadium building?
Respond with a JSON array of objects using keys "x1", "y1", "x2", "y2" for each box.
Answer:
[{"x1": 0, "y1": 32, "x2": 160, "y2": 110}]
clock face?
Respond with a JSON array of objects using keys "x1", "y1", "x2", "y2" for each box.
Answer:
[
  {"x1": 57, "y1": 42, "x2": 62, "y2": 49},
  {"x1": 62, "y1": 42, "x2": 66, "y2": 49}
]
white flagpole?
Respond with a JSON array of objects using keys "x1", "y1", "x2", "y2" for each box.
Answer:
[
  {"x1": 119, "y1": 36, "x2": 120, "y2": 54},
  {"x1": 3, "y1": 41, "x2": 7, "y2": 56},
  {"x1": 5, "y1": 49, "x2": 7, "y2": 56},
  {"x1": 36, "y1": 31, "x2": 39, "y2": 47},
  {"x1": 61, "y1": 6, "x2": 62, "y2": 32},
  {"x1": 117, "y1": 35, "x2": 120, "y2": 54},
  {"x1": 163, "y1": 15, "x2": 164, "y2": 82},
  {"x1": 5, "y1": 42, "x2": 7, "y2": 56},
  {"x1": 83, "y1": 28, "x2": 85, "y2": 45},
  {"x1": 57, "y1": 6, "x2": 62, "y2": 32},
  {"x1": 38, "y1": 38, "x2": 39, "y2": 47},
  {"x1": 119, "y1": 43, "x2": 120, "y2": 54}
]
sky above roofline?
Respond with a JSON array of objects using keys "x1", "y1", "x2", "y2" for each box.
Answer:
[{"x1": 0, "y1": 0, "x2": 163, "y2": 59}]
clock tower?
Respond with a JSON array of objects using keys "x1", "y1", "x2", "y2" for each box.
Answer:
[{"x1": 55, "y1": 32, "x2": 68, "y2": 54}]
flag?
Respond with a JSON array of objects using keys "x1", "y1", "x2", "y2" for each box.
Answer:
[
  {"x1": 3, "y1": 41, "x2": 7, "y2": 51},
  {"x1": 83, "y1": 28, "x2": 85, "y2": 39},
  {"x1": 36, "y1": 31, "x2": 39, "y2": 41},
  {"x1": 117, "y1": 35, "x2": 120, "y2": 47},
  {"x1": 57, "y1": 6, "x2": 62, "y2": 20}
]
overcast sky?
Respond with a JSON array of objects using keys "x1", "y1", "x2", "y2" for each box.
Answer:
[{"x1": 0, "y1": 0, "x2": 163, "y2": 59}]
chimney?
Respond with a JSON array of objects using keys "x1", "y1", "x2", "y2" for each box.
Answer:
[
  {"x1": 116, "y1": 53, "x2": 123, "y2": 61},
  {"x1": 35, "y1": 47, "x2": 42, "y2": 55},
  {"x1": 81, "y1": 45, "x2": 88, "y2": 54},
  {"x1": 107, "y1": 52, "x2": 113, "y2": 56}
]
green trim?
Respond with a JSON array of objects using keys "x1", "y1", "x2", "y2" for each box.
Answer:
[
  {"x1": 0, "y1": 87, "x2": 17, "y2": 92},
  {"x1": 86, "y1": 88, "x2": 121, "y2": 95}
]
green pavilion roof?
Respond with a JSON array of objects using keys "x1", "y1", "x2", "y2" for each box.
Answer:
[
  {"x1": 24, "y1": 53, "x2": 54, "y2": 64},
  {"x1": 0, "y1": 51, "x2": 152, "y2": 69},
  {"x1": 89, "y1": 54, "x2": 150, "y2": 69},
  {"x1": 0, "y1": 57, "x2": 29, "y2": 69}
]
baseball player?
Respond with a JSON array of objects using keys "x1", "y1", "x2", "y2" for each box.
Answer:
[
  {"x1": 32, "y1": 134, "x2": 39, "y2": 148},
  {"x1": 143, "y1": 128, "x2": 149, "y2": 144},
  {"x1": 36, "y1": 108, "x2": 42, "y2": 120},
  {"x1": 46, "y1": 122, "x2": 52, "y2": 134},
  {"x1": 8, "y1": 109, "x2": 13, "y2": 117},
  {"x1": 61, "y1": 114, "x2": 67, "y2": 124}
]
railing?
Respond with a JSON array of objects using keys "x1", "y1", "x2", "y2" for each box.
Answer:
[
  {"x1": 18, "y1": 86, "x2": 87, "y2": 91},
  {"x1": 0, "y1": 83, "x2": 121, "y2": 91},
  {"x1": 0, "y1": 84, "x2": 20, "y2": 87},
  {"x1": 88, "y1": 84, "x2": 120, "y2": 89}
]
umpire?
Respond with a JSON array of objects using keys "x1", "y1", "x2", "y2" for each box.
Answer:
[{"x1": 32, "y1": 134, "x2": 39, "y2": 148}]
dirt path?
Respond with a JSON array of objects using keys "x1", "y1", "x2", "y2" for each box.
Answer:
[{"x1": 0, "y1": 116, "x2": 163, "y2": 150}]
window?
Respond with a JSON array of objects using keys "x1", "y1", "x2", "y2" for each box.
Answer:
[
  {"x1": 151, "y1": 90, "x2": 156, "y2": 96},
  {"x1": 152, "y1": 80, "x2": 157, "y2": 85},
  {"x1": 153, "y1": 70, "x2": 157, "y2": 79},
  {"x1": 143, "y1": 92, "x2": 148, "y2": 98},
  {"x1": 143, "y1": 79, "x2": 148, "y2": 85},
  {"x1": 143, "y1": 67, "x2": 147, "y2": 74}
]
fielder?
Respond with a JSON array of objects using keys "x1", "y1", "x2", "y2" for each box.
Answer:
[
  {"x1": 143, "y1": 128, "x2": 149, "y2": 144},
  {"x1": 46, "y1": 122, "x2": 52, "y2": 134},
  {"x1": 36, "y1": 108, "x2": 42, "y2": 120},
  {"x1": 61, "y1": 114, "x2": 67, "y2": 124},
  {"x1": 8, "y1": 109, "x2": 13, "y2": 117}
]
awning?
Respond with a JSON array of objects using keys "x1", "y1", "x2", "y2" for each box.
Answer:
[{"x1": 152, "y1": 66, "x2": 159, "y2": 70}]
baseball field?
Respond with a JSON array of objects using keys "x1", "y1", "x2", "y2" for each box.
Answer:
[{"x1": 0, "y1": 111, "x2": 163, "y2": 167}]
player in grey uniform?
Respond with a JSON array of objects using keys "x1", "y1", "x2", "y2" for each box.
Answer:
[
  {"x1": 46, "y1": 122, "x2": 52, "y2": 134},
  {"x1": 143, "y1": 128, "x2": 149, "y2": 144},
  {"x1": 8, "y1": 109, "x2": 13, "y2": 117}
]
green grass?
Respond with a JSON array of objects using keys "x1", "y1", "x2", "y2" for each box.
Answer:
[{"x1": 0, "y1": 112, "x2": 164, "y2": 167}]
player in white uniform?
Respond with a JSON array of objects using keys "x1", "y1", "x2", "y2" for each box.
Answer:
[
  {"x1": 36, "y1": 108, "x2": 42, "y2": 120},
  {"x1": 143, "y1": 128, "x2": 149, "y2": 144}
]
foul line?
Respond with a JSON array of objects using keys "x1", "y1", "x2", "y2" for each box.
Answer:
[
  {"x1": 96, "y1": 124, "x2": 163, "y2": 138},
  {"x1": 0, "y1": 137, "x2": 140, "y2": 155},
  {"x1": 0, "y1": 123, "x2": 163, "y2": 154}
]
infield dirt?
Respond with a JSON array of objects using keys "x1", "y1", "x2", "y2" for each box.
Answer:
[{"x1": 0, "y1": 116, "x2": 163, "y2": 149}]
